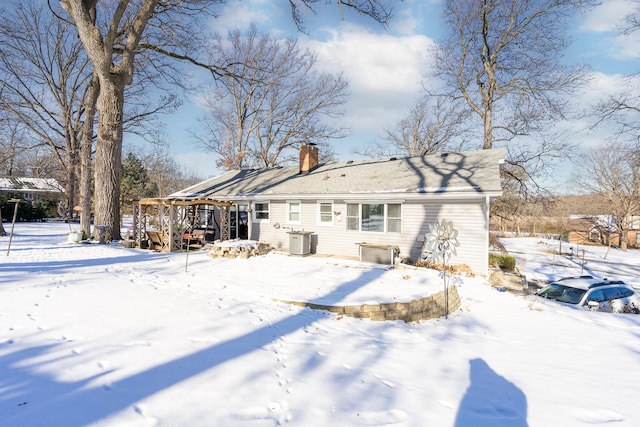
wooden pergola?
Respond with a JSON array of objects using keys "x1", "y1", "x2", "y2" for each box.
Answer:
[{"x1": 131, "y1": 197, "x2": 235, "y2": 252}]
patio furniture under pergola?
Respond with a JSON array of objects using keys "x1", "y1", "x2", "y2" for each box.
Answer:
[{"x1": 131, "y1": 197, "x2": 235, "y2": 252}]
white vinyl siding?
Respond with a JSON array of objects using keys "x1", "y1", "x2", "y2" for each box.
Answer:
[{"x1": 250, "y1": 197, "x2": 490, "y2": 276}]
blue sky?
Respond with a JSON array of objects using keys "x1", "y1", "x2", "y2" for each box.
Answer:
[{"x1": 130, "y1": 0, "x2": 640, "y2": 182}]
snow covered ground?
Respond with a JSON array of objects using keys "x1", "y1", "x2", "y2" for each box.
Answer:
[{"x1": 1, "y1": 223, "x2": 639, "y2": 426}]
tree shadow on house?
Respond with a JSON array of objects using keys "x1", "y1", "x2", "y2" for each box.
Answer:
[{"x1": 455, "y1": 358, "x2": 528, "y2": 427}]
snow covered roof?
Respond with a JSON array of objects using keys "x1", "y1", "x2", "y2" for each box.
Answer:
[
  {"x1": 170, "y1": 148, "x2": 504, "y2": 201},
  {"x1": 0, "y1": 177, "x2": 64, "y2": 193}
]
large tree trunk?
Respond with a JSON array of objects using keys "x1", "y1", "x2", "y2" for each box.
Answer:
[
  {"x1": 620, "y1": 228, "x2": 628, "y2": 251},
  {"x1": 483, "y1": 105, "x2": 493, "y2": 149},
  {"x1": 64, "y1": 134, "x2": 79, "y2": 222},
  {"x1": 80, "y1": 75, "x2": 99, "y2": 237},
  {"x1": 93, "y1": 75, "x2": 124, "y2": 241}
]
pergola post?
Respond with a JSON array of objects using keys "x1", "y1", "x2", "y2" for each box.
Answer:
[{"x1": 220, "y1": 205, "x2": 230, "y2": 241}]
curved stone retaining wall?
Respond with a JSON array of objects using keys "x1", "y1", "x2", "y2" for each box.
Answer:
[{"x1": 279, "y1": 285, "x2": 460, "y2": 323}]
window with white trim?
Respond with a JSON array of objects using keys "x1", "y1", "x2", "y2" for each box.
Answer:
[
  {"x1": 287, "y1": 201, "x2": 301, "y2": 224},
  {"x1": 346, "y1": 203, "x2": 402, "y2": 233},
  {"x1": 347, "y1": 203, "x2": 359, "y2": 231},
  {"x1": 318, "y1": 202, "x2": 333, "y2": 225},
  {"x1": 361, "y1": 203, "x2": 384, "y2": 232},
  {"x1": 254, "y1": 202, "x2": 270, "y2": 221},
  {"x1": 387, "y1": 204, "x2": 402, "y2": 232}
]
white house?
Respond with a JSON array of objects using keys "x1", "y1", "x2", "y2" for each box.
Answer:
[
  {"x1": 0, "y1": 177, "x2": 64, "y2": 202},
  {"x1": 168, "y1": 146, "x2": 504, "y2": 276}
]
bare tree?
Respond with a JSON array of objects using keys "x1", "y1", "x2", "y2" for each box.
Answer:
[
  {"x1": 59, "y1": 0, "x2": 211, "y2": 239},
  {"x1": 593, "y1": 4, "x2": 640, "y2": 142},
  {"x1": 79, "y1": 73, "x2": 99, "y2": 236},
  {"x1": 288, "y1": 0, "x2": 393, "y2": 32},
  {"x1": 0, "y1": 1, "x2": 93, "y2": 219},
  {"x1": 0, "y1": 120, "x2": 35, "y2": 176},
  {"x1": 196, "y1": 26, "x2": 347, "y2": 170},
  {"x1": 436, "y1": 0, "x2": 593, "y2": 150},
  {"x1": 59, "y1": 0, "x2": 156, "y2": 240},
  {"x1": 622, "y1": 0, "x2": 640, "y2": 34},
  {"x1": 124, "y1": 143, "x2": 203, "y2": 197},
  {"x1": 60, "y1": 0, "x2": 393, "y2": 239},
  {"x1": 141, "y1": 144, "x2": 202, "y2": 197},
  {"x1": 360, "y1": 95, "x2": 470, "y2": 158},
  {"x1": 594, "y1": 78, "x2": 640, "y2": 142},
  {"x1": 572, "y1": 141, "x2": 640, "y2": 251}
]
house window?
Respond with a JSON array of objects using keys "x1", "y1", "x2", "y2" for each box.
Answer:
[
  {"x1": 254, "y1": 202, "x2": 269, "y2": 221},
  {"x1": 287, "y1": 201, "x2": 301, "y2": 224},
  {"x1": 347, "y1": 203, "x2": 360, "y2": 231},
  {"x1": 318, "y1": 202, "x2": 333, "y2": 225},
  {"x1": 346, "y1": 203, "x2": 401, "y2": 233},
  {"x1": 387, "y1": 204, "x2": 402, "y2": 233},
  {"x1": 362, "y1": 203, "x2": 384, "y2": 232}
]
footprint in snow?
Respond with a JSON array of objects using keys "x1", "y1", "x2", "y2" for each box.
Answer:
[
  {"x1": 438, "y1": 400, "x2": 455, "y2": 409},
  {"x1": 373, "y1": 373, "x2": 396, "y2": 388},
  {"x1": 573, "y1": 408, "x2": 624, "y2": 423},
  {"x1": 232, "y1": 402, "x2": 293, "y2": 424},
  {"x1": 132, "y1": 404, "x2": 159, "y2": 425},
  {"x1": 353, "y1": 409, "x2": 408, "y2": 425}
]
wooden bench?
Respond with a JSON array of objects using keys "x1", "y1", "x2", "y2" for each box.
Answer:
[{"x1": 146, "y1": 231, "x2": 163, "y2": 251}]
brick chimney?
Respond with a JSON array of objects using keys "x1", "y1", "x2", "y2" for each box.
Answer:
[{"x1": 299, "y1": 143, "x2": 319, "y2": 174}]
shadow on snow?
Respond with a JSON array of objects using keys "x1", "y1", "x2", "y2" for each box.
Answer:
[
  {"x1": 2, "y1": 268, "x2": 386, "y2": 425},
  {"x1": 455, "y1": 358, "x2": 528, "y2": 427}
]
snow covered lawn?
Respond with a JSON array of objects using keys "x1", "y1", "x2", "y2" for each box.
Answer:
[{"x1": 1, "y1": 223, "x2": 639, "y2": 426}]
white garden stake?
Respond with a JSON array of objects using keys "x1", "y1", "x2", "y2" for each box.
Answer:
[{"x1": 422, "y1": 219, "x2": 460, "y2": 319}]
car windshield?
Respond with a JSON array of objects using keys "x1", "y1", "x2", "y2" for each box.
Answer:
[{"x1": 537, "y1": 284, "x2": 586, "y2": 304}]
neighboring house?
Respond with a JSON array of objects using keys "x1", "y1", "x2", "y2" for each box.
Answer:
[
  {"x1": 0, "y1": 177, "x2": 65, "y2": 222},
  {"x1": 566, "y1": 215, "x2": 640, "y2": 248},
  {"x1": 168, "y1": 145, "x2": 504, "y2": 276},
  {"x1": 566, "y1": 217, "x2": 607, "y2": 245},
  {"x1": 0, "y1": 177, "x2": 64, "y2": 203}
]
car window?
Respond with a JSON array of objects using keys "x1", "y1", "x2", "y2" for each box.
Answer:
[
  {"x1": 603, "y1": 287, "x2": 634, "y2": 301},
  {"x1": 586, "y1": 289, "x2": 606, "y2": 303},
  {"x1": 538, "y1": 284, "x2": 586, "y2": 304}
]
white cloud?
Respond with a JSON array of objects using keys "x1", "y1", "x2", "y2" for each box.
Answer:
[
  {"x1": 388, "y1": 7, "x2": 419, "y2": 35},
  {"x1": 579, "y1": 0, "x2": 635, "y2": 33},
  {"x1": 210, "y1": 1, "x2": 274, "y2": 35},
  {"x1": 302, "y1": 24, "x2": 436, "y2": 139},
  {"x1": 577, "y1": 0, "x2": 640, "y2": 60},
  {"x1": 579, "y1": 71, "x2": 628, "y2": 103},
  {"x1": 611, "y1": 32, "x2": 640, "y2": 60},
  {"x1": 554, "y1": 71, "x2": 640, "y2": 159},
  {"x1": 197, "y1": 4, "x2": 439, "y2": 157},
  {"x1": 172, "y1": 150, "x2": 222, "y2": 179}
]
